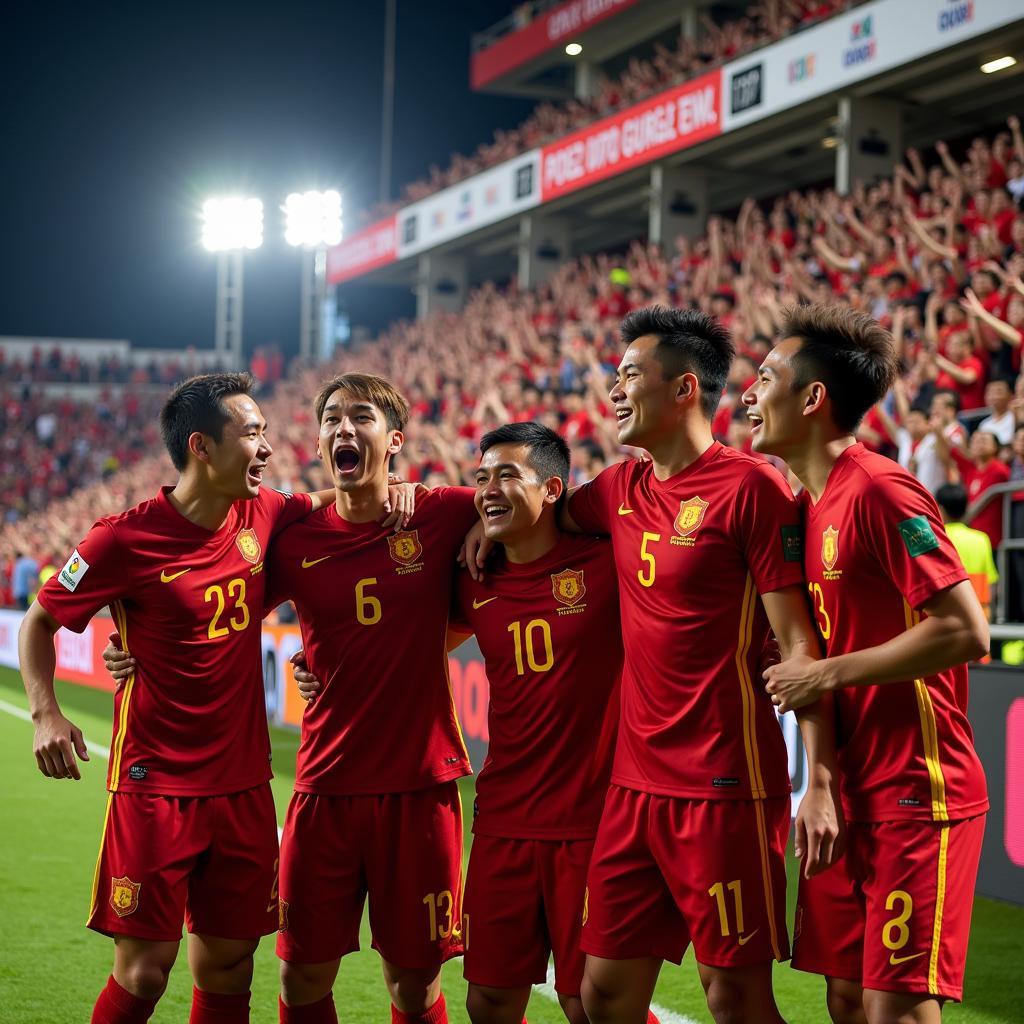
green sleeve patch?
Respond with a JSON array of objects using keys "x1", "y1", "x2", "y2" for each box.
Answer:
[
  {"x1": 781, "y1": 525, "x2": 803, "y2": 563},
  {"x1": 898, "y1": 515, "x2": 940, "y2": 557}
]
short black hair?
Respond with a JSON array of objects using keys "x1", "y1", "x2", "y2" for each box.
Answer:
[
  {"x1": 934, "y1": 388, "x2": 961, "y2": 413},
  {"x1": 160, "y1": 372, "x2": 256, "y2": 471},
  {"x1": 935, "y1": 483, "x2": 968, "y2": 521},
  {"x1": 620, "y1": 305, "x2": 734, "y2": 419},
  {"x1": 479, "y1": 421, "x2": 570, "y2": 490},
  {"x1": 782, "y1": 304, "x2": 897, "y2": 433}
]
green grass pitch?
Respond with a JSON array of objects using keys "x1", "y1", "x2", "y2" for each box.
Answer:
[{"x1": 0, "y1": 667, "x2": 1021, "y2": 1023}]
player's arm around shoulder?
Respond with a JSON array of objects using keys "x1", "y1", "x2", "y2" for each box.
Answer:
[
  {"x1": 760, "y1": 586, "x2": 844, "y2": 877},
  {"x1": 19, "y1": 601, "x2": 91, "y2": 780}
]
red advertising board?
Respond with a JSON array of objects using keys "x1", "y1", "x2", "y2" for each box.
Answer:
[
  {"x1": 472, "y1": 0, "x2": 640, "y2": 89},
  {"x1": 540, "y1": 70, "x2": 722, "y2": 201},
  {"x1": 325, "y1": 216, "x2": 397, "y2": 285}
]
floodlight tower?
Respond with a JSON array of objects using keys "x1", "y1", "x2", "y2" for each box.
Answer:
[
  {"x1": 201, "y1": 197, "x2": 264, "y2": 368},
  {"x1": 284, "y1": 190, "x2": 343, "y2": 362}
]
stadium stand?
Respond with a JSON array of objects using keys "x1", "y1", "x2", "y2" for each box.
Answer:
[
  {"x1": 357, "y1": 0, "x2": 855, "y2": 226},
  {"x1": 4, "y1": 119, "x2": 1024, "y2": 613}
]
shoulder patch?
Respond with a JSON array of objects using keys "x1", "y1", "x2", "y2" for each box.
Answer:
[
  {"x1": 898, "y1": 516, "x2": 940, "y2": 558},
  {"x1": 780, "y1": 525, "x2": 803, "y2": 563},
  {"x1": 58, "y1": 549, "x2": 90, "y2": 592}
]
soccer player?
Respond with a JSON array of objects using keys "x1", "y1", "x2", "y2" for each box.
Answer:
[
  {"x1": 742, "y1": 304, "x2": 989, "y2": 1024},
  {"x1": 455, "y1": 422, "x2": 620, "y2": 1024},
  {"x1": 482, "y1": 307, "x2": 842, "y2": 1024},
  {"x1": 264, "y1": 372, "x2": 478, "y2": 1024},
  {"x1": 19, "y1": 373, "x2": 333, "y2": 1024}
]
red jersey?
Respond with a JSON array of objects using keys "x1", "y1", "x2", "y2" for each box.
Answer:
[
  {"x1": 265, "y1": 487, "x2": 477, "y2": 795},
  {"x1": 452, "y1": 533, "x2": 620, "y2": 840},
  {"x1": 803, "y1": 444, "x2": 988, "y2": 823},
  {"x1": 36, "y1": 486, "x2": 312, "y2": 796},
  {"x1": 950, "y1": 449, "x2": 1011, "y2": 549},
  {"x1": 569, "y1": 444, "x2": 803, "y2": 801}
]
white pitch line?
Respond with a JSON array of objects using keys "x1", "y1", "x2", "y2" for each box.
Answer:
[
  {"x1": 0, "y1": 697, "x2": 110, "y2": 759},
  {"x1": 533, "y1": 965, "x2": 700, "y2": 1024}
]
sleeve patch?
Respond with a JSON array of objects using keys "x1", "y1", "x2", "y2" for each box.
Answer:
[
  {"x1": 58, "y1": 549, "x2": 91, "y2": 592},
  {"x1": 780, "y1": 525, "x2": 803, "y2": 563},
  {"x1": 898, "y1": 516, "x2": 940, "y2": 558}
]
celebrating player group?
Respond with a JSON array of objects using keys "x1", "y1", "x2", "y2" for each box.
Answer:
[{"x1": 19, "y1": 302, "x2": 988, "y2": 1024}]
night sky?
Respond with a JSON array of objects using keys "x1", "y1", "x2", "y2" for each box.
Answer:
[{"x1": 0, "y1": 1, "x2": 536, "y2": 352}]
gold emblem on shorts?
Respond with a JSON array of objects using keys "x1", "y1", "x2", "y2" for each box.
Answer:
[
  {"x1": 821, "y1": 525, "x2": 839, "y2": 572},
  {"x1": 110, "y1": 876, "x2": 141, "y2": 918},
  {"x1": 675, "y1": 496, "x2": 709, "y2": 538},
  {"x1": 582, "y1": 886, "x2": 589, "y2": 926},
  {"x1": 278, "y1": 900, "x2": 290, "y2": 932},
  {"x1": 552, "y1": 568, "x2": 585, "y2": 607},
  {"x1": 236, "y1": 528, "x2": 262, "y2": 565}
]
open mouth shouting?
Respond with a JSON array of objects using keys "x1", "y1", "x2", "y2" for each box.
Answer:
[
  {"x1": 747, "y1": 411, "x2": 763, "y2": 436},
  {"x1": 334, "y1": 445, "x2": 361, "y2": 477},
  {"x1": 247, "y1": 462, "x2": 266, "y2": 486},
  {"x1": 483, "y1": 502, "x2": 512, "y2": 526}
]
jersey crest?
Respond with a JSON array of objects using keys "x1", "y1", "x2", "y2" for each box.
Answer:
[
  {"x1": 389, "y1": 530, "x2": 423, "y2": 566},
  {"x1": 552, "y1": 568, "x2": 586, "y2": 607},
  {"x1": 110, "y1": 876, "x2": 140, "y2": 917},
  {"x1": 821, "y1": 525, "x2": 840, "y2": 572},
  {"x1": 674, "y1": 496, "x2": 709, "y2": 538},
  {"x1": 235, "y1": 528, "x2": 262, "y2": 565}
]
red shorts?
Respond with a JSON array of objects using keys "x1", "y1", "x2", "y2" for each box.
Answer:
[
  {"x1": 87, "y1": 785, "x2": 279, "y2": 941},
  {"x1": 464, "y1": 835, "x2": 593, "y2": 995},
  {"x1": 582, "y1": 786, "x2": 790, "y2": 968},
  {"x1": 792, "y1": 815, "x2": 985, "y2": 1001},
  {"x1": 276, "y1": 782, "x2": 464, "y2": 969}
]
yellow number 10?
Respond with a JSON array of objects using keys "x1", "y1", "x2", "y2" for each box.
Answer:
[{"x1": 507, "y1": 619, "x2": 554, "y2": 675}]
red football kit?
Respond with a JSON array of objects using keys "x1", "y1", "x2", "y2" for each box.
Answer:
[
  {"x1": 793, "y1": 443, "x2": 988, "y2": 1000},
  {"x1": 36, "y1": 485, "x2": 312, "y2": 940},
  {"x1": 452, "y1": 533, "x2": 621, "y2": 994},
  {"x1": 569, "y1": 443, "x2": 803, "y2": 967},
  {"x1": 265, "y1": 487, "x2": 477, "y2": 968}
]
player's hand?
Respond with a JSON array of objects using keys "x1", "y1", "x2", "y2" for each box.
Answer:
[
  {"x1": 459, "y1": 519, "x2": 494, "y2": 581},
  {"x1": 290, "y1": 649, "x2": 321, "y2": 703},
  {"x1": 795, "y1": 780, "x2": 845, "y2": 878},
  {"x1": 102, "y1": 640, "x2": 135, "y2": 690},
  {"x1": 380, "y1": 481, "x2": 422, "y2": 532},
  {"x1": 33, "y1": 710, "x2": 89, "y2": 780},
  {"x1": 763, "y1": 654, "x2": 833, "y2": 713}
]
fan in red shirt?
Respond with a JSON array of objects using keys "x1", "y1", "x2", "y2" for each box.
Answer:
[
  {"x1": 932, "y1": 332, "x2": 986, "y2": 413},
  {"x1": 743, "y1": 304, "x2": 989, "y2": 1021},
  {"x1": 476, "y1": 307, "x2": 843, "y2": 1024},
  {"x1": 20, "y1": 373, "x2": 329, "y2": 1024},
  {"x1": 264, "y1": 373, "x2": 476, "y2": 1024},
  {"x1": 935, "y1": 429, "x2": 1011, "y2": 550}
]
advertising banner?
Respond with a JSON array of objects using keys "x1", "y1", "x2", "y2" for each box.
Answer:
[
  {"x1": 721, "y1": 0, "x2": 1024, "y2": 132},
  {"x1": 396, "y1": 151, "x2": 542, "y2": 259},
  {"x1": 325, "y1": 216, "x2": 398, "y2": 285},
  {"x1": 471, "y1": 0, "x2": 641, "y2": 89},
  {"x1": 540, "y1": 70, "x2": 722, "y2": 202}
]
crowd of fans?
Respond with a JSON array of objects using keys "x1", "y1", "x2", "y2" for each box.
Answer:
[
  {"x1": 358, "y1": 0, "x2": 853, "y2": 226},
  {"x1": 4, "y1": 117, "x2": 1024, "y2": 611}
]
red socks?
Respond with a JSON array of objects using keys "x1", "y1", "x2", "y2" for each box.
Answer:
[
  {"x1": 189, "y1": 987, "x2": 251, "y2": 1022},
  {"x1": 391, "y1": 992, "x2": 448, "y2": 1024},
  {"x1": 279, "y1": 993, "x2": 339, "y2": 1023},
  {"x1": 91, "y1": 976, "x2": 158, "y2": 1024}
]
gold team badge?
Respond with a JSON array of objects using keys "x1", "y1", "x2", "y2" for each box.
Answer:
[
  {"x1": 552, "y1": 568, "x2": 586, "y2": 607},
  {"x1": 235, "y1": 528, "x2": 262, "y2": 565},
  {"x1": 278, "y1": 900, "x2": 290, "y2": 932},
  {"x1": 389, "y1": 530, "x2": 423, "y2": 566},
  {"x1": 672, "y1": 496, "x2": 709, "y2": 546},
  {"x1": 821, "y1": 525, "x2": 840, "y2": 572},
  {"x1": 110, "y1": 876, "x2": 140, "y2": 918}
]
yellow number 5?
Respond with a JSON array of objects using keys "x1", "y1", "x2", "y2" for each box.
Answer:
[
  {"x1": 638, "y1": 531, "x2": 660, "y2": 588},
  {"x1": 355, "y1": 577, "x2": 382, "y2": 625}
]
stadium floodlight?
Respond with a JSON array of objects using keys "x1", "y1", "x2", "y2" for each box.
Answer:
[
  {"x1": 201, "y1": 197, "x2": 264, "y2": 252},
  {"x1": 980, "y1": 56, "x2": 1017, "y2": 74},
  {"x1": 284, "y1": 190, "x2": 344, "y2": 249},
  {"x1": 565, "y1": 42, "x2": 583, "y2": 56}
]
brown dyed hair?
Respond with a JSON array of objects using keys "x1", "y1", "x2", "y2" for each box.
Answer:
[
  {"x1": 782, "y1": 304, "x2": 897, "y2": 433},
  {"x1": 313, "y1": 372, "x2": 410, "y2": 432}
]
